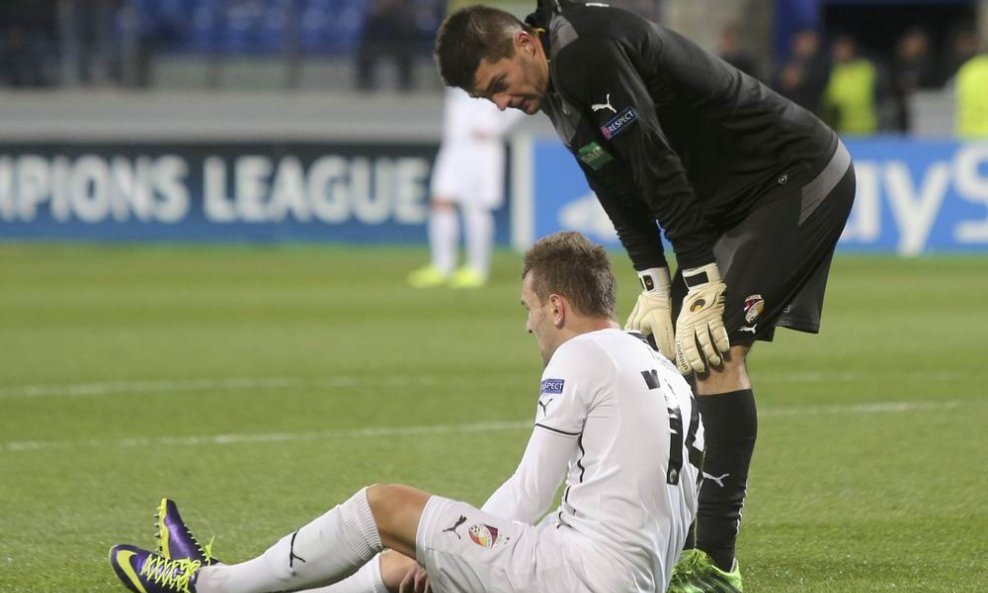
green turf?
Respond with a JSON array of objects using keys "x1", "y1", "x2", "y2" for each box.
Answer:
[{"x1": 0, "y1": 244, "x2": 985, "y2": 592}]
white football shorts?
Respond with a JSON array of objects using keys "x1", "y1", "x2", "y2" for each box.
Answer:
[
  {"x1": 415, "y1": 496, "x2": 607, "y2": 593},
  {"x1": 429, "y1": 141, "x2": 506, "y2": 209}
]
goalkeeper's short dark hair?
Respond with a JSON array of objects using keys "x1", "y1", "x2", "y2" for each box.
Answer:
[{"x1": 434, "y1": 5, "x2": 533, "y2": 90}]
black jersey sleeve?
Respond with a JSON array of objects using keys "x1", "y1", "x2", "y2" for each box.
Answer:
[
  {"x1": 576, "y1": 160, "x2": 668, "y2": 270},
  {"x1": 553, "y1": 36, "x2": 720, "y2": 269}
]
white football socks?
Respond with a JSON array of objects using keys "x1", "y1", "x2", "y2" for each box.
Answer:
[
  {"x1": 300, "y1": 553, "x2": 389, "y2": 593},
  {"x1": 462, "y1": 205, "x2": 493, "y2": 277},
  {"x1": 429, "y1": 207, "x2": 458, "y2": 276},
  {"x1": 196, "y1": 488, "x2": 383, "y2": 593}
]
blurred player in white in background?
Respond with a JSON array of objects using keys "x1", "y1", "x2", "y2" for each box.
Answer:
[{"x1": 408, "y1": 87, "x2": 524, "y2": 289}]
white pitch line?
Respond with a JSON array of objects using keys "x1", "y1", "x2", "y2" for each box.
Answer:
[
  {"x1": 0, "y1": 369, "x2": 972, "y2": 400},
  {"x1": 762, "y1": 371, "x2": 969, "y2": 383},
  {"x1": 0, "y1": 375, "x2": 523, "y2": 399},
  {"x1": 1, "y1": 419, "x2": 532, "y2": 453},
  {"x1": 0, "y1": 400, "x2": 967, "y2": 454},
  {"x1": 758, "y1": 400, "x2": 962, "y2": 417},
  {"x1": 0, "y1": 377, "x2": 300, "y2": 399}
]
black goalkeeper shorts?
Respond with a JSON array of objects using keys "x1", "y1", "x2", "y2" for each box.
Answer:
[{"x1": 671, "y1": 141, "x2": 856, "y2": 345}]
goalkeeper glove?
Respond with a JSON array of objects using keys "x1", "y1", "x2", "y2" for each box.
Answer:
[
  {"x1": 625, "y1": 267, "x2": 675, "y2": 361},
  {"x1": 675, "y1": 263, "x2": 731, "y2": 374}
]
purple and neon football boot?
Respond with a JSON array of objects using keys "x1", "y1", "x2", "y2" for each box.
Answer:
[
  {"x1": 155, "y1": 498, "x2": 218, "y2": 565},
  {"x1": 109, "y1": 544, "x2": 202, "y2": 593}
]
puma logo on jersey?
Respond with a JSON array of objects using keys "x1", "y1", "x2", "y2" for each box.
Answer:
[
  {"x1": 739, "y1": 325, "x2": 756, "y2": 334},
  {"x1": 538, "y1": 398, "x2": 554, "y2": 415},
  {"x1": 591, "y1": 93, "x2": 617, "y2": 114},
  {"x1": 702, "y1": 472, "x2": 730, "y2": 488}
]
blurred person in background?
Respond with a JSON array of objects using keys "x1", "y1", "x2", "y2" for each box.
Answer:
[
  {"x1": 955, "y1": 39, "x2": 988, "y2": 137},
  {"x1": 408, "y1": 87, "x2": 524, "y2": 288},
  {"x1": 0, "y1": 0, "x2": 58, "y2": 87},
  {"x1": 355, "y1": 0, "x2": 418, "y2": 91},
  {"x1": 888, "y1": 27, "x2": 935, "y2": 134},
  {"x1": 716, "y1": 23, "x2": 760, "y2": 81},
  {"x1": 773, "y1": 27, "x2": 830, "y2": 115},
  {"x1": 74, "y1": 0, "x2": 125, "y2": 86},
  {"x1": 822, "y1": 34, "x2": 880, "y2": 135},
  {"x1": 434, "y1": 3, "x2": 856, "y2": 592},
  {"x1": 939, "y1": 28, "x2": 980, "y2": 85}
]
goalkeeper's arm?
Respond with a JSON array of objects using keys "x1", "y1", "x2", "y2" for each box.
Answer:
[{"x1": 625, "y1": 267, "x2": 676, "y2": 361}]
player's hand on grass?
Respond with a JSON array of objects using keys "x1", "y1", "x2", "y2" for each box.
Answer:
[
  {"x1": 625, "y1": 267, "x2": 675, "y2": 361},
  {"x1": 399, "y1": 563, "x2": 431, "y2": 593},
  {"x1": 675, "y1": 263, "x2": 730, "y2": 374}
]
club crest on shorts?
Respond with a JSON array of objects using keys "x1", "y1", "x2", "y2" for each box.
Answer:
[
  {"x1": 468, "y1": 523, "x2": 500, "y2": 548},
  {"x1": 743, "y1": 294, "x2": 765, "y2": 324}
]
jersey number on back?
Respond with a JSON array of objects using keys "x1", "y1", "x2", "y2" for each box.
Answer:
[{"x1": 641, "y1": 369, "x2": 701, "y2": 485}]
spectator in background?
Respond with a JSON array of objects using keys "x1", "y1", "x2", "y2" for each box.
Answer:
[
  {"x1": 888, "y1": 27, "x2": 935, "y2": 134},
  {"x1": 0, "y1": 0, "x2": 58, "y2": 87},
  {"x1": 716, "y1": 23, "x2": 760, "y2": 80},
  {"x1": 355, "y1": 0, "x2": 417, "y2": 91},
  {"x1": 408, "y1": 87, "x2": 523, "y2": 288},
  {"x1": 774, "y1": 27, "x2": 830, "y2": 115},
  {"x1": 74, "y1": 0, "x2": 125, "y2": 86},
  {"x1": 939, "y1": 28, "x2": 980, "y2": 85},
  {"x1": 956, "y1": 42, "x2": 988, "y2": 137},
  {"x1": 823, "y1": 34, "x2": 880, "y2": 135}
]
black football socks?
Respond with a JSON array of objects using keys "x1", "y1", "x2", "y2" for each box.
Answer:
[{"x1": 694, "y1": 389, "x2": 757, "y2": 572}]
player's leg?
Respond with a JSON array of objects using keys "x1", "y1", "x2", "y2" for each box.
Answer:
[
  {"x1": 301, "y1": 550, "x2": 415, "y2": 593},
  {"x1": 693, "y1": 159, "x2": 854, "y2": 575},
  {"x1": 686, "y1": 349, "x2": 756, "y2": 586},
  {"x1": 450, "y1": 143, "x2": 503, "y2": 289},
  {"x1": 672, "y1": 144, "x2": 855, "y2": 591},
  {"x1": 450, "y1": 202, "x2": 494, "y2": 288},
  {"x1": 153, "y1": 498, "x2": 433, "y2": 593},
  {"x1": 671, "y1": 271, "x2": 756, "y2": 580},
  {"x1": 197, "y1": 484, "x2": 426, "y2": 593},
  {"x1": 110, "y1": 484, "x2": 429, "y2": 593},
  {"x1": 428, "y1": 200, "x2": 459, "y2": 278},
  {"x1": 409, "y1": 197, "x2": 459, "y2": 287}
]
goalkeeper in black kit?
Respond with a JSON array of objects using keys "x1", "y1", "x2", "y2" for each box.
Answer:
[{"x1": 435, "y1": 1, "x2": 855, "y2": 591}]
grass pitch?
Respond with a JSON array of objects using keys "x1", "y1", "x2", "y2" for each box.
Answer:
[{"x1": 0, "y1": 244, "x2": 985, "y2": 592}]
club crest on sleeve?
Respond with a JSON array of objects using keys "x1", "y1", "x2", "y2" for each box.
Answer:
[
  {"x1": 600, "y1": 107, "x2": 637, "y2": 139},
  {"x1": 540, "y1": 378, "x2": 565, "y2": 394}
]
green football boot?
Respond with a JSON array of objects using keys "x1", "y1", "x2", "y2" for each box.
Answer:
[
  {"x1": 448, "y1": 267, "x2": 487, "y2": 289},
  {"x1": 668, "y1": 549, "x2": 743, "y2": 593},
  {"x1": 407, "y1": 265, "x2": 449, "y2": 288}
]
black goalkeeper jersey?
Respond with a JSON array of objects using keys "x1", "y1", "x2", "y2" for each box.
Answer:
[{"x1": 527, "y1": 0, "x2": 838, "y2": 269}]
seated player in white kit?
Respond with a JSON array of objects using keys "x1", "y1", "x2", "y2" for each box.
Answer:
[
  {"x1": 408, "y1": 87, "x2": 523, "y2": 289},
  {"x1": 109, "y1": 231, "x2": 703, "y2": 593}
]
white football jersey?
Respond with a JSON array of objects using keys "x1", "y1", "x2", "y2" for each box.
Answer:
[
  {"x1": 429, "y1": 87, "x2": 524, "y2": 207},
  {"x1": 483, "y1": 328, "x2": 702, "y2": 592}
]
